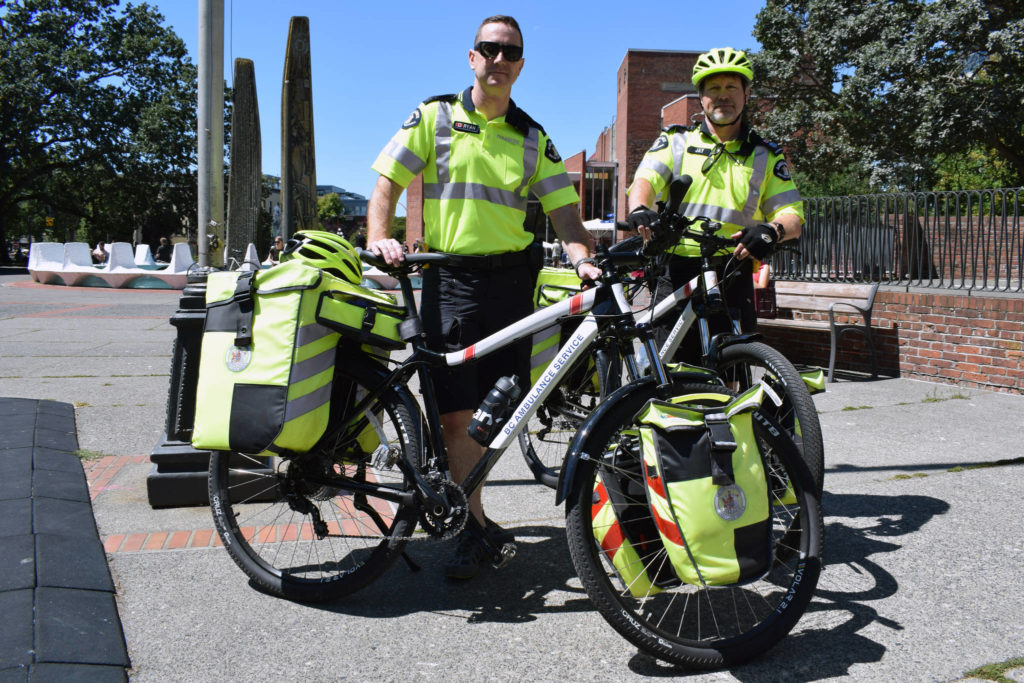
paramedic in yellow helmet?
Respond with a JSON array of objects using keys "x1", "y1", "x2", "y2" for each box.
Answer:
[
  {"x1": 624, "y1": 47, "x2": 803, "y2": 361},
  {"x1": 367, "y1": 15, "x2": 600, "y2": 581}
]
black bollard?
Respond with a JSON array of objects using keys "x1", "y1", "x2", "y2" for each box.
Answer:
[{"x1": 148, "y1": 267, "x2": 274, "y2": 507}]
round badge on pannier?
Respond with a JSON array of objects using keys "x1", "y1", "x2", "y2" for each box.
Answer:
[
  {"x1": 714, "y1": 484, "x2": 747, "y2": 521},
  {"x1": 225, "y1": 345, "x2": 252, "y2": 372}
]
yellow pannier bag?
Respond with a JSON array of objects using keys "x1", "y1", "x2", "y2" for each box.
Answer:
[
  {"x1": 529, "y1": 267, "x2": 584, "y2": 385},
  {"x1": 192, "y1": 261, "x2": 349, "y2": 455},
  {"x1": 635, "y1": 386, "x2": 774, "y2": 586}
]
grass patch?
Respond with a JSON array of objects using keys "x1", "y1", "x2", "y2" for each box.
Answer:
[
  {"x1": 948, "y1": 456, "x2": 1024, "y2": 473},
  {"x1": 891, "y1": 473, "x2": 928, "y2": 480},
  {"x1": 73, "y1": 401, "x2": 90, "y2": 408},
  {"x1": 962, "y1": 656, "x2": 1024, "y2": 682},
  {"x1": 842, "y1": 405, "x2": 873, "y2": 411},
  {"x1": 75, "y1": 449, "x2": 107, "y2": 461},
  {"x1": 922, "y1": 389, "x2": 972, "y2": 404}
]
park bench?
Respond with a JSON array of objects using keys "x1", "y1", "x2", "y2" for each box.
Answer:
[{"x1": 760, "y1": 280, "x2": 881, "y2": 382}]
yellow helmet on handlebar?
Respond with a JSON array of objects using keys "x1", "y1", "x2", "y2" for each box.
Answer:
[
  {"x1": 281, "y1": 230, "x2": 363, "y2": 284},
  {"x1": 692, "y1": 47, "x2": 753, "y2": 88}
]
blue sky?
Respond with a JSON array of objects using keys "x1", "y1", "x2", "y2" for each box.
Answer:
[{"x1": 150, "y1": 0, "x2": 769, "y2": 209}]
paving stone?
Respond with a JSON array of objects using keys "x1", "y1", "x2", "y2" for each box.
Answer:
[
  {"x1": 29, "y1": 663, "x2": 127, "y2": 682},
  {"x1": 32, "y1": 448, "x2": 83, "y2": 473},
  {"x1": 32, "y1": 468, "x2": 88, "y2": 504},
  {"x1": 0, "y1": 665, "x2": 29, "y2": 682},
  {"x1": 0, "y1": 453, "x2": 32, "y2": 500},
  {"x1": 31, "y1": 498, "x2": 97, "y2": 539},
  {"x1": 0, "y1": 427, "x2": 36, "y2": 450},
  {"x1": 34, "y1": 588, "x2": 129, "y2": 667},
  {"x1": 32, "y1": 427, "x2": 77, "y2": 454},
  {"x1": 0, "y1": 535, "x2": 35, "y2": 592},
  {"x1": 35, "y1": 534, "x2": 113, "y2": 592},
  {"x1": 0, "y1": 499, "x2": 32, "y2": 538},
  {"x1": 0, "y1": 589, "x2": 34, "y2": 669}
]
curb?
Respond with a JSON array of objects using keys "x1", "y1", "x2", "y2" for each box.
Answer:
[{"x1": 0, "y1": 398, "x2": 129, "y2": 680}]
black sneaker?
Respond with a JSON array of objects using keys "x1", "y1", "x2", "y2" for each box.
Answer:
[
  {"x1": 445, "y1": 533, "x2": 487, "y2": 580},
  {"x1": 484, "y1": 517, "x2": 515, "y2": 545}
]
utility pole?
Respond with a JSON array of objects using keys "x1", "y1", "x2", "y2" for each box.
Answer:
[{"x1": 197, "y1": 0, "x2": 224, "y2": 268}]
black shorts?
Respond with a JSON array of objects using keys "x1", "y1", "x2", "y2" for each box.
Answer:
[
  {"x1": 651, "y1": 256, "x2": 755, "y2": 364},
  {"x1": 421, "y1": 263, "x2": 534, "y2": 414}
]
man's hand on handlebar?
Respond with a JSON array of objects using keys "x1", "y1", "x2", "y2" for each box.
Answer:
[
  {"x1": 731, "y1": 223, "x2": 778, "y2": 260},
  {"x1": 575, "y1": 258, "x2": 602, "y2": 289},
  {"x1": 368, "y1": 238, "x2": 405, "y2": 265}
]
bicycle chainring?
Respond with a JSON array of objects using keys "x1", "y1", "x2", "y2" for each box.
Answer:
[{"x1": 418, "y1": 479, "x2": 468, "y2": 540}]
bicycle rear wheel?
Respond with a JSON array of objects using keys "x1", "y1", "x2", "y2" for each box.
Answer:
[
  {"x1": 518, "y1": 345, "x2": 619, "y2": 488},
  {"x1": 209, "y1": 362, "x2": 422, "y2": 602},
  {"x1": 716, "y1": 341, "x2": 825, "y2": 493},
  {"x1": 565, "y1": 381, "x2": 823, "y2": 669}
]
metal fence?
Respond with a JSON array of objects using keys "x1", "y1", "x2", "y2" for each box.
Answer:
[{"x1": 771, "y1": 188, "x2": 1024, "y2": 293}]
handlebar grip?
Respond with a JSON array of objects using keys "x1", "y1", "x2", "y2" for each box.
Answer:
[{"x1": 666, "y1": 175, "x2": 692, "y2": 216}]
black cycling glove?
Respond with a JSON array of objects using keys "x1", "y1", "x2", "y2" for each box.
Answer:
[
  {"x1": 737, "y1": 223, "x2": 779, "y2": 259},
  {"x1": 622, "y1": 205, "x2": 659, "y2": 232}
]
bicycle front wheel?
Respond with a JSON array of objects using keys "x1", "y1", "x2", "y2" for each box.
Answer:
[
  {"x1": 518, "y1": 345, "x2": 619, "y2": 488},
  {"x1": 209, "y1": 363, "x2": 422, "y2": 602},
  {"x1": 716, "y1": 341, "x2": 825, "y2": 493},
  {"x1": 565, "y1": 381, "x2": 823, "y2": 669}
]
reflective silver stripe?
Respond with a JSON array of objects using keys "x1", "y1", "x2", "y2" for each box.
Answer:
[
  {"x1": 291, "y1": 345, "x2": 337, "y2": 384},
  {"x1": 513, "y1": 127, "x2": 540, "y2": 197},
  {"x1": 295, "y1": 322, "x2": 335, "y2": 347},
  {"x1": 285, "y1": 381, "x2": 332, "y2": 421},
  {"x1": 637, "y1": 157, "x2": 671, "y2": 182},
  {"x1": 680, "y1": 201, "x2": 748, "y2": 227},
  {"x1": 531, "y1": 325, "x2": 561, "y2": 370},
  {"x1": 672, "y1": 131, "x2": 689, "y2": 177},
  {"x1": 740, "y1": 146, "x2": 770, "y2": 223},
  {"x1": 531, "y1": 172, "x2": 572, "y2": 198},
  {"x1": 422, "y1": 182, "x2": 528, "y2": 211},
  {"x1": 761, "y1": 189, "x2": 803, "y2": 216},
  {"x1": 383, "y1": 139, "x2": 426, "y2": 177},
  {"x1": 435, "y1": 101, "x2": 453, "y2": 185}
]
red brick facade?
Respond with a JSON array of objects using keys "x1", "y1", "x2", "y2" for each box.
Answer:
[{"x1": 757, "y1": 288, "x2": 1024, "y2": 394}]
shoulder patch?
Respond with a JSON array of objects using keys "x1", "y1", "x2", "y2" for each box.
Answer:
[
  {"x1": 422, "y1": 93, "x2": 458, "y2": 104},
  {"x1": 648, "y1": 133, "x2": 669, "y2": 153},
  {"x1": 773, "y1": 159, "x2": 792, "y2": 181},
  {"x1": 401, "y1": 108, "x2": 422, "y2": 130},
  {"x1": 544, "y1": 138, "x2": 561, "y2": 163}
]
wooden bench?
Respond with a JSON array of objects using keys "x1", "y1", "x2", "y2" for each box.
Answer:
[{"x1": 761, "y1": 281, "x2": 880, "y2": 382}]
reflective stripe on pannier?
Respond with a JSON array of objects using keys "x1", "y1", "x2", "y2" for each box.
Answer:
[{"x1": 635, "y1": 386, "x2": 774, "y2": 586}]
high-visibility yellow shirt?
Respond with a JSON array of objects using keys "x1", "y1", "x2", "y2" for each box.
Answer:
[
  {"x1": 372, "y1": 87, "x2": 579, "y2": 255},
  {"x1": 629, "y1": 121, "x2": 804, "y2": 257}
]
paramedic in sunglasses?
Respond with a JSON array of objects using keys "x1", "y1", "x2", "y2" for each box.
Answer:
[
  {"x1": 624, "y1": 47, "x2": 803, "y2": 361},
  {"x1": 367, "y1": 15, "x2": 601, "y2": 580}
]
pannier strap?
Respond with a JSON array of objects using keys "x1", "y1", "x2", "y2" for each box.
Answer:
[
  {"x1": 232, "y1": 271, "x2": 257, "y2": 347},
  {"x1": 705, "y1": 413, "x2": 737, "y2": 487},
  {"x1": 359, "y1": 306, "x2": 377, "y2": 342}
]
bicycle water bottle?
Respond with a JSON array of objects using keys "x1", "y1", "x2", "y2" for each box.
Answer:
[{"x1": 467, "y1": 376, "x2": 521, "y2": 445}]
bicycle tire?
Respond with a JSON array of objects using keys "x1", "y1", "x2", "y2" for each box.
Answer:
[
  {"x1": 715, "y1": 342, "x2": 825, "y2": 494},
  {"x1": 565, "y1": 381, "x2": 823, "y2": 669},
  {"x1": 518, "y1": 345, "x2": 619, "y2": 489},
  {"x1": 209, "y1": 361, "x2": 422, "y2": 602}
]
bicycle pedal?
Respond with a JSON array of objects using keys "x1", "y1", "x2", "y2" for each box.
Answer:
[{"x1": 491, "y1": 542, "x2": 517, "y2": 569}]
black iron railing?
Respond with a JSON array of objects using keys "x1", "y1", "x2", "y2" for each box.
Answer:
[{"x1": 771, "y1": 188, "x2": 1024, "y2": 293}]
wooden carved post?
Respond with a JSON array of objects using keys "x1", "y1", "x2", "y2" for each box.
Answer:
[
  {"x1": 227, "y1": 58, "x2": 261, "y2": 267},
  {"x1": 281, "y1": 16, "x2": 318, "y2": 240}
]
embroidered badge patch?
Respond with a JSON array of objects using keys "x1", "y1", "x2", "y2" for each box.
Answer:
[
  {"x1": 453, "y1": 121, "x2": 480, "y2": 134},
  {"x1": 225, "y1": 345, "x2": 252, "y2": 373},
  {"x1": 649, "y1": 134, "x2": 669, "y2": 153},
  {"x1": 545, "y1": 139, "x2": 561, "y2": 162},
  {"x1": 773, "y1": 159, "x2": 791, "y2": 181},
  {"x1": 714, "y1": 484, "x2": 747, "y2": 521},
  {"x1": 402, "y1": 108, "x2": 422, "y2": 130}
]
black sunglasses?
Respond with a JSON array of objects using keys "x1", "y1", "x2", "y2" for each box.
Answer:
[
  {"x1": 701, "y1": 142, "x2": 744, "y2": 175},
  {"x1": 474, "y1": 41, "x2": 523, "y2": 62}
]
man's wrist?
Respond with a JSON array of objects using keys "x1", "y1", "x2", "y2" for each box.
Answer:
[
  {"x1": 574, "y1": 256, "x2": 598, "y2": 277},
  {"x1": 772, "y1": 222, "x2": 786, "y2": 241}
]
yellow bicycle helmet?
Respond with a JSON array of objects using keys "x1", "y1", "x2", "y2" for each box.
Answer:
[
  {"x1": 281, "y1": 230, "x2": 363, "y2": 284},
  {"x1": 692, "y1": 47, "x2": 754, "y2": 88}
]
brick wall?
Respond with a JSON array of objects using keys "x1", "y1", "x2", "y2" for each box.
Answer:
[{"x1": 756, "y1": 286, "x2": 1024, "y2": 394}]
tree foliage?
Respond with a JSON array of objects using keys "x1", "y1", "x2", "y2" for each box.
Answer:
[
  {"x1": 751, "y1": 0, "x2": 1024, "y2": 194},
  {"x1": 0, "y1": 0, "x2": 197, "y2": 261},
  {"x1": 316, "y1": 192, "x2": 345, "y2": 229}
]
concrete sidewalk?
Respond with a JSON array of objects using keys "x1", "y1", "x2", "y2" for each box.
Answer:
[{"x1": 1, "y1": 272, "x2": 1023, "y2": 681}]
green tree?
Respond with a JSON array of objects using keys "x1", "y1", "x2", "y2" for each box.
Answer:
[
  {"x1": 751, "y1": 0, "x2": 1024, "y2": 193},
  {"x1": 316, "y1": 192, "x2": 345, "y2": 231},
  {"x1": 0, "y1": 0, "x2": 198, "y2": 262}
]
